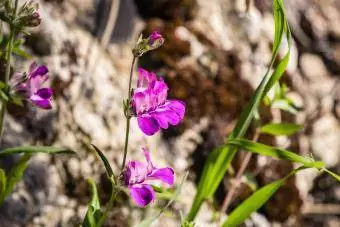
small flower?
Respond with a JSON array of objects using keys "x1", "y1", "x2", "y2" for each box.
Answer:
[
  {"x1": 121, "y1": 147, "x2": 175, "y2": 207},
  {"x1": 132, "y1": 68, "x2": 185, "y2": 136},
  {"x1": 10, "y1": 62, "x2": 53, "y2": 109},
  {"x1": 132, "y1": 31, "x2": 165, "y2": 57}
]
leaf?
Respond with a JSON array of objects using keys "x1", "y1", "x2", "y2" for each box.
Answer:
[
  {"x1": 83, "y1": 178, "x2": 102, "y2": 227},
  {"x1": 137, "y1": 172, "x2": 189, "y2": 227},
  {"x1": 260, "y1": 123, "x2": 303, "y2": 136},
  {"x1": 272, "y1": 99, "x2": 298, "y2": 114},
  {"x1": 4, "y1": 155, "x2": 31, "y2": 198},
  {"x1": 0, "y1": 146, "x2": 75, "y2": 157},
  {"x1": 91, "y1": 144, "x2": 114, "y2": 178},
  {"x1": 227, "y1": 139, "x2": 324, "y2": 169},
  {"x1": 324, "y1": 169, "x2": 340, "y2": 183},
  {"x1": 186, "y1": 0, "x2": 292, "y2": 221},
  {"x1": 222, "y1": 166, "x2": 307, "y2": 227},
  {"x1": 12, "y1": 47, "x2": 32, "y2": 59},
  {"x1": 0, "y1": 168, "x2": 7, "y2": 204}
]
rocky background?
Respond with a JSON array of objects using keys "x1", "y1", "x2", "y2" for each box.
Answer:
[{"x1": 0, "y1": 0, "x2": 339, "y2": 226}]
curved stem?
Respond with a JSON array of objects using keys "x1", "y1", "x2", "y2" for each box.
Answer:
[{"x1": 120, "y1": 56, "x2": 136, "y2": 171}]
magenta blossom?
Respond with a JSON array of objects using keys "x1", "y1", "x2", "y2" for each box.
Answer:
[
  {"x1": 132, "y1": 68, "x2": 185, "y2": 136},
  {"x1": 11, "y1": 62, "x2": 53, "y2": 109},
  {"x1": 121, "y1": 147, "x2": 175, "y2": 207}
]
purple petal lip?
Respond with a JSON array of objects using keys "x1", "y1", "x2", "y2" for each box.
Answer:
[
  {"x1": 132, "y1": 68, "x2": 185, "y2": 136},
  {"x1": 129, "y1": 184, "x2": 155, "y2": 207},
  {"x1": 122, "y1": 148, "x2": 175, "y2": 207}
]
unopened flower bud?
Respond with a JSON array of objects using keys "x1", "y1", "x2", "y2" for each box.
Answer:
[
  {"x1": 26, "y1": 12, "x2": 41, "y2": 27},
  {"x1": 147, "y1": 31, "x2": 164, "y2": 50},
  {"x1": 132, "y1": 31, "x2": 165, "y2": 57}
]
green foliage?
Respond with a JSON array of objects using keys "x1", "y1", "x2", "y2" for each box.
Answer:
[
  {"x1": 83, "y1": 178, "x2": 103, "y2": 227},
  {"x1": 91, "y1": 144, "x2": 114, "y2": 178},
  {"x1": 260, "y1": 123, "x2": 303, "y2": 136},
  {"x1": 226, "y1": 139, "x2": 324, "y2": 169},
  {"x1": 222, "y1": 167, "x2": 306, "y2": 226},
  {"x1": 0, "y1": 154, "x2": 31, "y2": 204},
  {"x1": 0, "y1": 168, "x2": 7, "y2": 203},
  {"x1": 4, "y1": 154, "x2": 31, "y2": 197},
  {"x1": 186, "y1": 0, "x2": 292, "y2": 220},
  {"x1": 324, "y1": 169, "x2": 340, "y2": 183},
  {"x1": 0, "y1": 146, "x2": 75, "y2": 157}
]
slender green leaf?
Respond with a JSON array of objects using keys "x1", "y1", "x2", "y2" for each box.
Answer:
[
  {"x1": 0, "y1": 168, "x2": 7, "y2": 204},
  {"x1": 187, "y1": 0, "x2": 292, "y2": 220},
  {"x1": 260, "y1": 123, "x2": 303, "y2": 136},
  {"x1": 137, "y1": 172, "x2": 189, "y2": 227},
  {"x1": 91, "y1": 144, "x2": 114, "y2": 178},
  {"x1": 0, "y1": 146, "x2": 75, "y2": 157},
  {"x1": 222, "y1": 166, "x2": 307, "y2": 226},
  {"x1": 83, "y1": 178, "x2": 102, "y2": 227},
  {"x1": 227, "y1": 139, "x2": 324, "y2": 169},
  {"x1": 4, "y1": 155, "x2": 31, "y2": 197},
  {"x1": 324, "y1": 169, "x2": 340, "y2": 183}
]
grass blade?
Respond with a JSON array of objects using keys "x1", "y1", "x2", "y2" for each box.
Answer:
[
  {"x1": 222, "y1": 166, "x2": 307, "y2": 226},
  {"x1": 0, "y1": 146, "x2": 75, "y2": 157},
  {"x1": 260, "y1": 123, "x2": 303, "y2": 136},
  {"x1": 324, "y1": 169, "x2": 340, "y2": 183},
  {"x1": 227, "y1": 139, "x2": 324, "y2": 169}
]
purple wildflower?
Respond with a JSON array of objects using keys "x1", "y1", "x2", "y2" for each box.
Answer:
[
  {"x1": 11, "y1": 62, "x2": 53, "y2": 109},
  {"x1": 121, "y1": 147, "x2": 175, "y2": 207},
  {"x1": 132, "y1": 68, "x2": 185, "y2": 136}
]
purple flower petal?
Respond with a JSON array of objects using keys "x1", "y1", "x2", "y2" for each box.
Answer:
[
  {"x1": 137, "y1": 115, "x2": 160, "y2": 136},
  {"x1": 129, "y1": 184, "x2": 155, "y2": 207},
  {"x1": 148, "y1": 167, "x2": 175, "y2": 186},
  {"x1": 125, "y1": 161, "x2": 148, "y2": 185},
  {"x1": 36, "y1": 88, "x2": 53, "y2": 99},
  {"x1": 152, "y1": 79, "x2": 168, "y2": 106},
  {"x1": 137, "y1": 68, "x2": 157, "y2": 88},
  {"x1": 30, "y1": 94, "x2": 52, "y2": 109},
  {"x1": 150, "y1": 108, "x2": 180, "y2": 129},
  {"x1": 165, "y1": 100, "x2": 186, "y2": 119},
  {"x1": 29, "y1": 63, "x2": 48, "y2": 78},
  {"x1": 132, "y1": 89, "x2": 155, "y2": 115},
  {"x1": 142, "y1": 147, "x2": 154, "y2": 173}
]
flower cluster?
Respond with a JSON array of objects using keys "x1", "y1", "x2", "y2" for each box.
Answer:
[
  {"x1": 132, "y1": 68, "x2": 185, "y2": 136},
  {"x1": 122, "y1": 31, "x2": 185, "y2": 207},
  {"x1": 121, "y1": 147, "x2": 174, "y2": 207},
  {"x1": 10, "y1": 62, "x2": 53, "y2": 109}
]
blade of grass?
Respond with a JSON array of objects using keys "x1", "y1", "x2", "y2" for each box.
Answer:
[
  {"x1": 226, "y1": 139, "x2": 324, "y2": 169},
  {"x1": 222, "y1": 166, "x2": 308, "y2": 226},
  {"x1": 0, "y1": 146, "x2": 75, "y2": 157}
]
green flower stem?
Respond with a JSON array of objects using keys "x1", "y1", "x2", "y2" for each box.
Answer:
[
  {"x1": 121, "y1": 56, "x2": 136, "y2": 171},
  {"x1": 0, "y1": 0, "x2": 19, "y2": 140}
]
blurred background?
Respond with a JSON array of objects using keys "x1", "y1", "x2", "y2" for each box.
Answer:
[{"x1": 0, "y1": 0, "x2": 340, "y2": 226}]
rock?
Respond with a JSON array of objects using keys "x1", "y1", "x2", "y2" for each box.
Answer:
[{"x1": 311, "y1": 114, "x2": 340, "y2": 167}]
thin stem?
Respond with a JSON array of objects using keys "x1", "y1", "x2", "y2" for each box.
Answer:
[
  {"x1": 220, "y1": 128, "x2": 260, "y2": 214},
  {"x1": 120, "y1": 56, "x2": 136, "y2": 171},
  {"x1": 0, "y1": 0, "x2": 19, "y2": 140}
]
